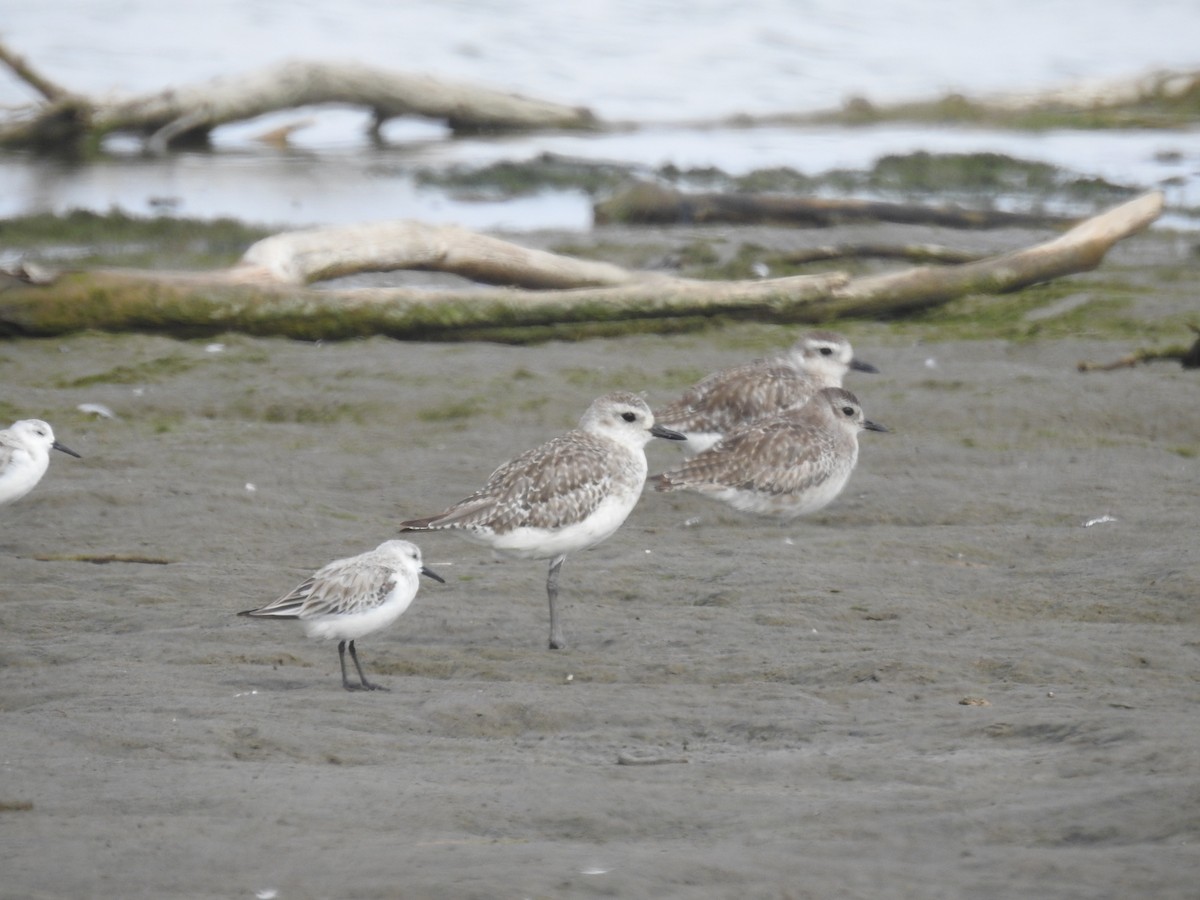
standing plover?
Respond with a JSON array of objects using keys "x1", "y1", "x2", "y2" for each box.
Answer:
[
  {"x1": 653, "y1": 387, "x2": 887, "y2": 519},
  {"x1": 0, "y1": 419, "x2": 82, "y2": 507},
  {"x1": 654, "y1": 330, "x2": 878, "y2": 456},
  {"x1": 399, "y1": 391, "x2": 685, "y2": 649},
  {"x1": 238, "y1": 540, "x2": 444, "y2": 691}
]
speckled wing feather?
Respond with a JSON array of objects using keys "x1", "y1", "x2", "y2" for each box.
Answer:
[
  {"x1": 657, "y1": 417, "x2": 837, "y2": 496},
  {"x1": 655, "y1": 361, "x2": 816, "y2": 433},
  {"x1": 241, "y1": 559, "x2": 397, "y2": 619},
  {"x1": 401, "y1": 431, "x2": 635, "y2": 534}
]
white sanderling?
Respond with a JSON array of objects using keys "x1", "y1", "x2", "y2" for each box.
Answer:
[
  {"x1": 653, "y1": 330, "x2": 878, "y2": 456},
  {"x1": 237, "y1": 540, "x2": 444, "y2": 692},
  {"x1": 0, "y1": 419, "x2": 82, "y2": 507},
  {"x1": 653, "y1": 387, "x2": 887, "y2": 519},
  {"x1": 399, "y1": 391, "x2": 685, "y2": 649}
]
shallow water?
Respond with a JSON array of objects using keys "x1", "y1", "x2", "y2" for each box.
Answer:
[
  {"x1": 6, "y1": 0, "x2": 1197, "y2": 119},
  {"x1": 1, "y1": 0, "x2": 1198, "y2": 228}
]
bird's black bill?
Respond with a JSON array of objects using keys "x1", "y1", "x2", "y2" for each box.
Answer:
[
  {"x1": 864, "y1": 419, "x2": 889, "y2": 433},
  {"x1": 421, "y1": 565, "x2": 446, "y2": 583},
  {"x1": 52, "y1": 440, "x2": 82, "y2": 459},
  {"x1": 850, "y1": 358, "x2": 880, "y2": 374},
  {"x1": 651, "y1": 424, "x2": 687, "y2": 441}
]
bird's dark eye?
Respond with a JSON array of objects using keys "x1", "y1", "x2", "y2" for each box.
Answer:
[
  {"x1": 819, "y1": 347, "x2": 833, "y2": 356},
  {"x1": 841, "y1": 406, "x2": 854, "y2": 417},
  {"x1": 621, "y1": 412, "x2": 637, "y2": 422}
]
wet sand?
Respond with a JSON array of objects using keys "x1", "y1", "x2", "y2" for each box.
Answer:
[{"x1": 1, "y1": 226, "x2": 1198, "y2": 898}]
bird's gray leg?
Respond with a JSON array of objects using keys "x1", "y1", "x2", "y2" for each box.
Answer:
[
  {"x1": 547, "y1": 555, "x2": 568, "y2": 650},
  {"x1": 337, "y1": 640, "x2": 360, "y2": 691},
  {"x1": 348, "y1": 640, "x2": 388, "y2": 691}
]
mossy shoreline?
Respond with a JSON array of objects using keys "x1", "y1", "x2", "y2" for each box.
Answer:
[{"x1": 1, "y1": 172, "x2": 1193, "y2": 349}]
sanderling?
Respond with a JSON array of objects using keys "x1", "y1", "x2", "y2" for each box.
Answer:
[
  {"x1": 653, "y1": 330, "x2": 878, "y2": 456},
  {"x1": 237, "y1": 540, "x2": 444, "y2": 691},
  {"x1": 653, "y1": 387, "x2": 887, "y2": 519},
  {"x1": 0, "y1": 419, "x2": 82, "y2": 507},
  {"x1": 399, "y1": 391, "x2": 685, "y2": 649}
]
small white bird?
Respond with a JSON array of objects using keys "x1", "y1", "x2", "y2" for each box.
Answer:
[
  {"x1": 0, "y1": 419, "x2": 82, "y2": 507},
  {"x1": 238, "y1": 540, "x2": 444, "y2": 692},
  {"x1": 653, "y1": 331, "x2": 878, "y2": 457},
  {"x1": 653, "y1": 387, "x2": 887, "y2": 519},
  {"x1": 399, "y1": 391, "x2": 686, "y2": 650}
]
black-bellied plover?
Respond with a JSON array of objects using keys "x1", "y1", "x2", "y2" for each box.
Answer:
[
  {"x1": 399, "y1": 391, "x2": 685, "y2": 649},
  {"x1": 0, "y1": 419, "x2": 81, "y2": 507},
  {"x1": 653, "y1": 387, "x2": 886, "y2": 519},
  {"x1": 654, "y1": 330, "x2": 878, "y2": 456},
  {"x1": 238, "y1": 540, "x2": 444, "y2": 691}
]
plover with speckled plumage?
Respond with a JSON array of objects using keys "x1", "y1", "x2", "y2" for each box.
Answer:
[
  {"x1": 238, "y1": 540, "x2": 444, "y2": 691},
  {"x1": 0, "y1": 419, "x2": 81, "y2": 507},
  {"x1": 653, "y1": 331, "x2": 878, "y2": 457},
  {"x1": 653, "y1": 387, "x2": 887, "y2": 519},
  {"x1": 399, "y1": 391, "x2": 685, "y2": 649}
]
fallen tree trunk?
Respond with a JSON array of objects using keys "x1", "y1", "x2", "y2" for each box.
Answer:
[
  {"x1": 0, "y1": 42, "x2": 597, "y2": 152},
  {"x1": 0, "y1": 192, "x2": 1164, "y2": 342},
  {"x1": 593, "y1": 182, "x2": 1074, "y2": 229}
]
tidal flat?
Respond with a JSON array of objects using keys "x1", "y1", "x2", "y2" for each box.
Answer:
[{"x1": 1, "y1": 219, "x2": 1198, "y2": 898}]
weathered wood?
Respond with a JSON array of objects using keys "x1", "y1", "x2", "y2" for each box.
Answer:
[
  {"x1": 811, "y1": 191, "x2": 1164, "y2": 318},
  {"x1": 0, "y1": 192, "x2": 1164, "y2": 341},
  {"x1": 0, "y1": 41, "x2": 597, "y2": 151},
  {"x1": 0, "y1": 41, "x2": 69, "y2": 101},
  {"x1": 594, "y1": 182, "x2": 1074, "y2": 229},
  {"x1": 237, "y1": 221, "x2": 648, "y2": 289},
  {"x1": 0, "y1": 269, "x2": 850, "y2": 342},
  {"x1": 96, "y1": 60, "x2": 598, "y2": 142}
]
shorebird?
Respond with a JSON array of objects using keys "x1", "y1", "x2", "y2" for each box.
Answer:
[
  {"x1": 238, "y1": 539, "x2": 444, "y2": 691},
  {"x1": 399, "y1": 391, "x2": 685, "y2": 649},
  {"x1": 0, "y1": 419, "x2": 82, "y2": 507},
  {"x1": 653, "y1": 330, "x2": 878, "y2": 456},
  {"x1": 653, "y1": 387, "x2": 887, "y2": 519}
]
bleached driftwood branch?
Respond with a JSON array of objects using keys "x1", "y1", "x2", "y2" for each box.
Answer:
[
  {"x1": 817, "y1": 191, "x2": 1163, "y2": 318},
  {"x1": 0, "y1": 192, "x2": 1163, "y2": 340},
  {"x1": 0, "y1": 41, "x2": 69, "y2": 101},
  {"x1": 237, "y1": 221, "x2": 649, "y2": 289},
  {"x1": 100, "y1": 61, "x2": 597, "y2": 142},
  {"x1": 234, "y1": 222, "x2": 991, "y2": 290},
  {"x1": 0, "y1": 41, "x2": 596, "y2": 151}
]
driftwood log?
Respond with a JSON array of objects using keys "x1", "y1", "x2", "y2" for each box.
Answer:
[
  {"x1": 241, "y1": 225, "x2": 989, "y2": 283},
  {"x1": 594, "y1": 182, "x2": 1075, "y2": 229},
  {"x1": 0, "y1": 192, "x2": 1163, "y2": 342},
  {"x1": 0, "y1": 40, "x2": 596, "y2": 152},
  {"x1": 4, "y1": 34, "x2": 1197, "y2": 154},
  {"x1": 238, "y1": 222, "x2": 646, "y2": 289}
]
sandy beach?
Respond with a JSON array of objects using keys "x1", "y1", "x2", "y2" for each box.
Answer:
[{"x1": 1, "y1": 224, "x2": 1198, "y2": 898}]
